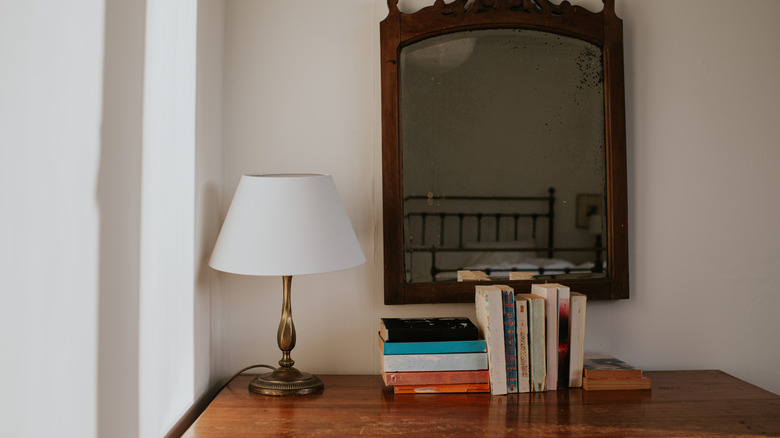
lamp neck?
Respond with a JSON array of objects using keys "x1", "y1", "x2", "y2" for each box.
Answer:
[{"x1": 277, "y1": 275, "x2": 296, "y2": 368}]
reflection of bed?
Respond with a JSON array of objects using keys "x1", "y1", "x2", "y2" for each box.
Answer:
[{"x1": 403, "y1": 189, "x2": 603, "y2": 282}]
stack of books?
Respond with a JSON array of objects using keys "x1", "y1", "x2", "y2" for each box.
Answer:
[
  {"x1": 582, "y1": 355, "x2": 651, "y2": 390},
  {"x1": 379, "y1": 317, "x2": 490, "y2": 394},
  {"x1": 474, "y1": 283, "x2": 588, "y2": 394}
]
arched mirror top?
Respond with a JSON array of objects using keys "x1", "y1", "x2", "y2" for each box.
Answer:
[
  {"x1": 381, "y1": 0, "x2": 628, "y2": 304},
  {"x1": 386, "y1": 0, "x2": 618, "y2": 45}
]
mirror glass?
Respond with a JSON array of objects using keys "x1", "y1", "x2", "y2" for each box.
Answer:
[{"x1": 401, "y1": 29, "x2": 607, "y2": 283}]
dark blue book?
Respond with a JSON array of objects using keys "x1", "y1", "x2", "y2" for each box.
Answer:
[
  {"x1": 380, "y1": 317, "x2": 479, "y2": 342},
  {"x1": 497, "y1": 285, "x2": 519, "y2": 393}
]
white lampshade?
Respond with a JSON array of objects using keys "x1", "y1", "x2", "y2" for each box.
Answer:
[{"x1": 209, "y1": 173, "x2": 365, "y2": 276}]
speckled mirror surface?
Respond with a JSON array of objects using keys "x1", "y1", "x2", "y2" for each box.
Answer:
[{"x1": 400, "y1": 29, "x2": 607, "y2": 284}]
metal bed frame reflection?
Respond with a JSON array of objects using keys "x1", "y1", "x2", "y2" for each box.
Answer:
[{"x1": 403, "y1": 188, "x2": 602, "y2": 281}]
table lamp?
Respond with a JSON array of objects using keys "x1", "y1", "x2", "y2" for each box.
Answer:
[{"x1": 209, "y1": 173, "x2": 365, "y2": 395}]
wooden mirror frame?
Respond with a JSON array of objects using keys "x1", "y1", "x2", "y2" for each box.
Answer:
[{"x1": 381, "y1": 0, "x2": 628, "y2": 304}]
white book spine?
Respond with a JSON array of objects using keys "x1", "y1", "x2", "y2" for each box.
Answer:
[
  {"x1": 381, "y1": 352, "x2": 488, "y2": 372},
  {"x1": 528, "y1": 297, "x2": 547, "y2": 392},
  {"x1": 531, "y1": 283, "x2": 559, "y2": 391},
  {"x1": 475, "y1": 286, "x2": 508, "y2": 395},
  {"x1": 568, "y1": 292, "x2": 587, "y2": 387},
  {"x1": 515, "y1": 298, "x2": 531, "y2": 393}
]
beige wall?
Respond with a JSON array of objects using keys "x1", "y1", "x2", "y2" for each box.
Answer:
[
  {"x1": 588, "y1": 0, "x2": 780, "y2": 393},
  {"x1": 216, "y1": 0, "x2": 780, "y2": 395},
  {"x1": 1, "y1": 2, "x2": 106, "y2": 436}
]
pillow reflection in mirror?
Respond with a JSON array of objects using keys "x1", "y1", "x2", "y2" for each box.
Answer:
[
  {"x1": 464, "y1": 252, "x2": 575, "y2": 272},
  {"x1": 404, "y1": 36, "x2": 476, "y2": 72}
]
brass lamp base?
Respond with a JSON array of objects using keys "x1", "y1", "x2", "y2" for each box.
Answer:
[
  {"x1": 250, "y1": 275, "x2": 324, "y2": 396},
  {"x1": 249, "y1": 366, "x2": 324, "y2": 396}
]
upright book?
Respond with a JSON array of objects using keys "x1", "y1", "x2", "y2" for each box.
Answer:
[
  {"x1": 380, "y1": 317, "x2": 479, "y2": 342},
  {"x1": 516, "y1": 293, "x2": 546, "y2": 392},
  {"x1": 496, "y1": 285, "x2": 518, "y2": 393},
  {"x1": 556, "y1": 284, "x2": 571, "y2": 387},
  {"x1": 514, "y1": 295, "x2": 531, "y2": 393},
  {"x1": 530, "y1": 283, "x2": 559, "y2": 390},
  {"x1": 568, "y1": 292, "x2": 587, "y2": 387},
  {"x1": 474, "y1": 285, "x2": 508, "y2": 395}
]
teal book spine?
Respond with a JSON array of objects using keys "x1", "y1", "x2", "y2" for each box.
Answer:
[
  {"x1": 380, "y1": 337, "x2": 487, "y2": 355},
  {"x1": 381, "y1": 352, "x2": 489, "y2": 372}
]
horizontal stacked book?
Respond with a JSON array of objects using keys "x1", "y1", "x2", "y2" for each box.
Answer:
[
  {"x1": 475, "y1": 283, "x2": 588, "y2": 394},
  {"x1": 379, "y1": 317, "x2": 490, "y2": 394},
  {"x1": 380, "y1": 288, "x2": 644, "y2": 395},
  {"x1": 582, "y1": 355, "x2": 651, "y2": 390}
]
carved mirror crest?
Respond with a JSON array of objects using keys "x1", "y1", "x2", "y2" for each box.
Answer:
[{"x1": 381, "y1": 0, "x2": 628, "y2": 304}]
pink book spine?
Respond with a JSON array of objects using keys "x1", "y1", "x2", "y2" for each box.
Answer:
[{"x1": 558, "y1": 286, "x2": 570, "y2": 387}]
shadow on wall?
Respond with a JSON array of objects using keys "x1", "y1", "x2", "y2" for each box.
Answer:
[{"x1": 96, "y1": 0, "x2": 146, "y2": 436}]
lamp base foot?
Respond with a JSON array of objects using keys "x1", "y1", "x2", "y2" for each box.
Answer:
[{"x1": 249, "y1": 366, "x2": 324, "y2": 396}]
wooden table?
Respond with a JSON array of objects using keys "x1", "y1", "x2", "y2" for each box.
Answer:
[{"x1": 182, "y1": 371, "x2": 780, "y2": 437}]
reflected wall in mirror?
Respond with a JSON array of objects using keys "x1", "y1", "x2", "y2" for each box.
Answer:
[
  {"x1": 381, "y1": 0, "x2": 628, "y2": 304},
  {"x1": 401, "y1": 29, "x2": 606, "y2": 283}
]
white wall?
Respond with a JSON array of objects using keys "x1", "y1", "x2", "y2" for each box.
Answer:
[
  {"x1": 220, "y1": 0, "x2": 386, "y2": 376},
  {"x1": 586, "y1": 0, "x2": 780, "y2": 394},
  {"x1": 219, "y1": 0, "x2": 780, "y2": 395},
  {"x1": 219, "y1": 0, "x2": 469, "y2": 377},
  {"x1": 0, "y1": 1, "x2": 105, "y2": 437},
  {"x1": 139, "y1": 0, "x2": 198, "y2": 436},
  {"x1": 0, "y1": 1, "x2": 776, "y2": 435},
  {"x1": 195, "y1": 0, "x2": 229, "y2": 409},
  {"x1": 97, "y1": 0, "x2": 146, "y2": 435},
  {"x1": 1, "y1": 1, "x2": 225, "y2": 436}
]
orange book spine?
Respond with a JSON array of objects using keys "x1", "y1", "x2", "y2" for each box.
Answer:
[
  {"x1": 382, "y1": 370, "x2": 489, "y2": 386},
  {"x1": 393, "y1": 383, "x2": 491, "y2": 394}
]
